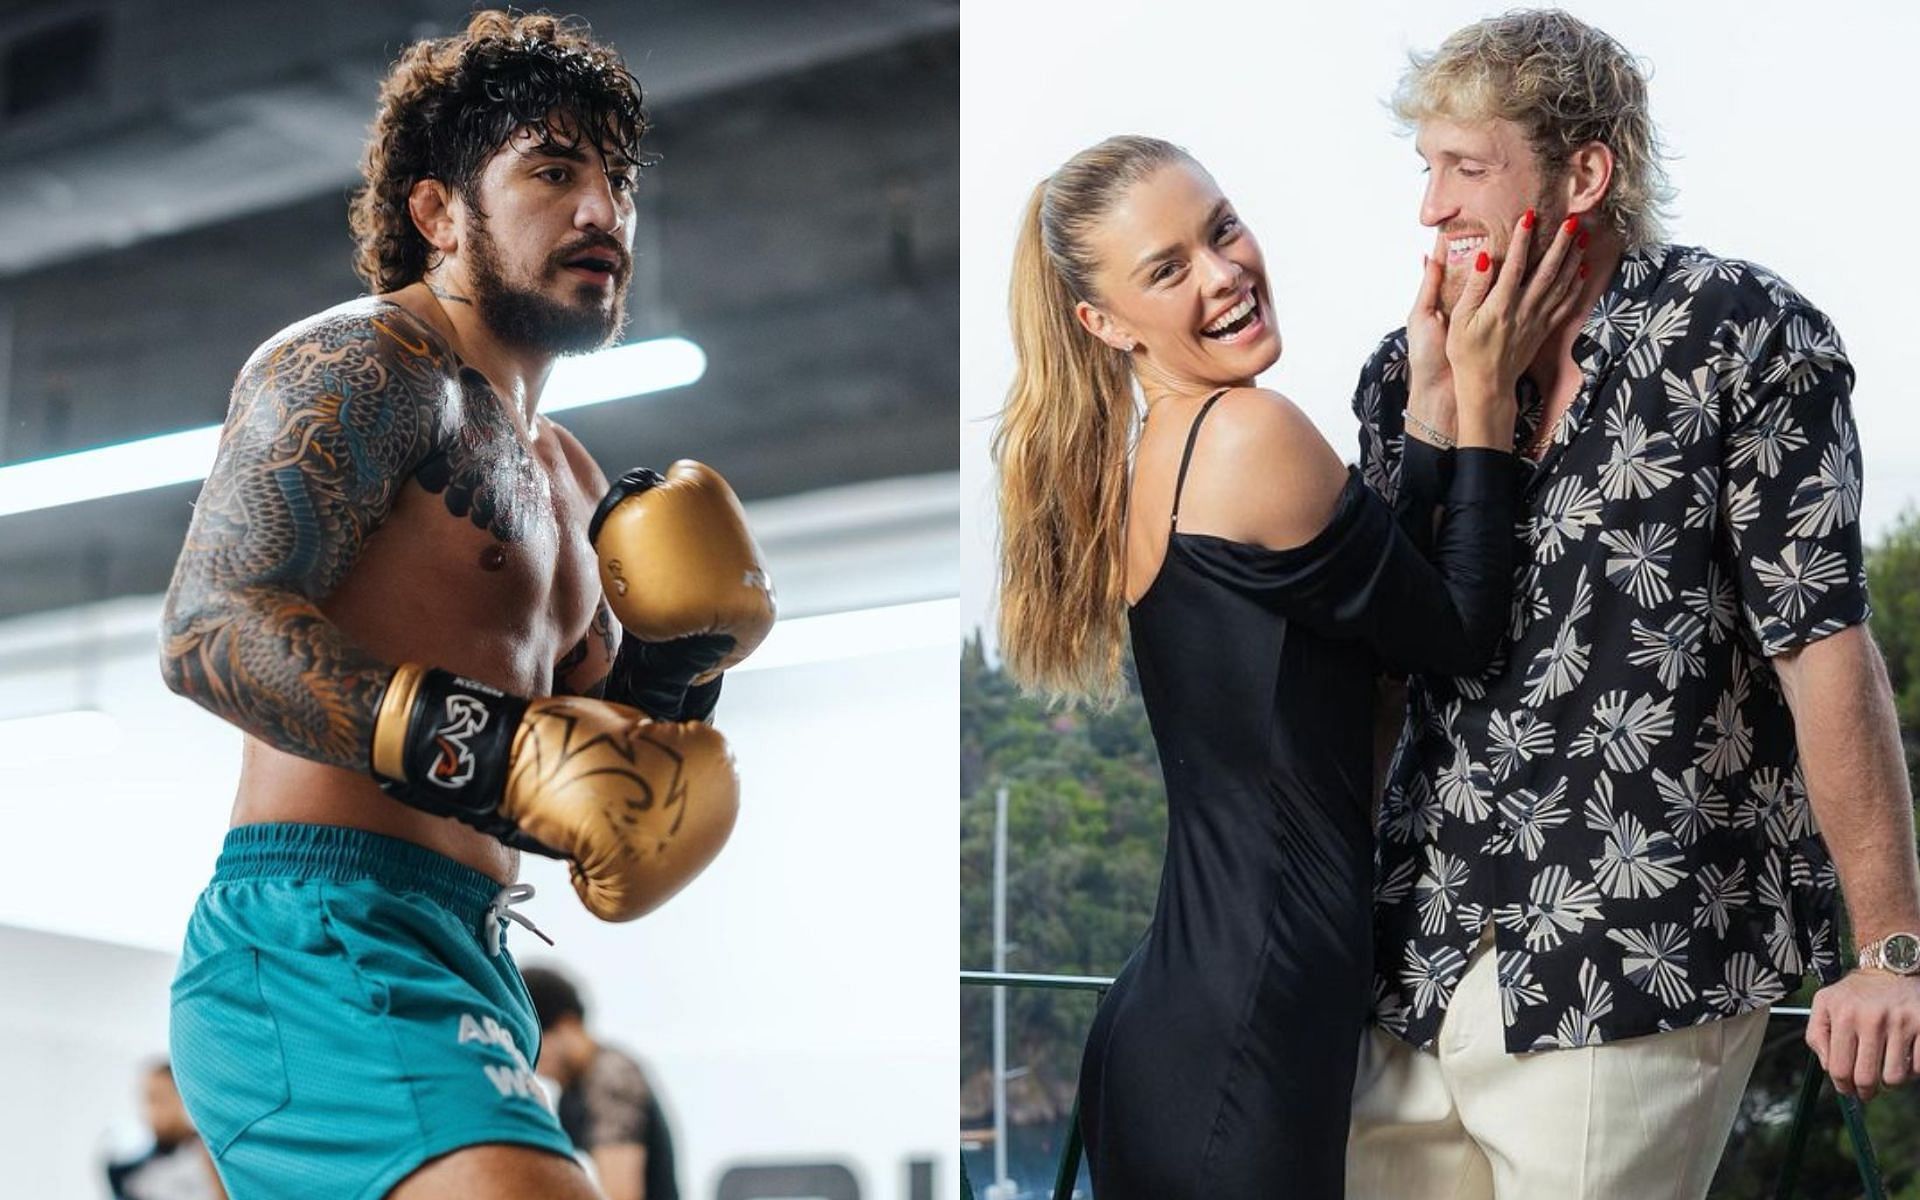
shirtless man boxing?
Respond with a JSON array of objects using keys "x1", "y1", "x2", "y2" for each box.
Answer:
[{"x1": 157, "y1": 12, "x2": 772, "y2": 1198}]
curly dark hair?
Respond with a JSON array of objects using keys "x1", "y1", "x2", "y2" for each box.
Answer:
[{"x1": 349, "y1": 9, "x2": 649, "y2": 293}]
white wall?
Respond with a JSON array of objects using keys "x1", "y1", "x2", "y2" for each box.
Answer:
[
  {"x1": 0, "y1": 926, "x2": 178, "y2": 1200},
  {"x1": 0, "y1": 472, "x2": 958, "y2": 1200}
]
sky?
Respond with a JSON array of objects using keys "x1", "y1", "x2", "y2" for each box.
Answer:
[{"x1": 960, "y1": 0, "x2": 1920, "y2": 647}]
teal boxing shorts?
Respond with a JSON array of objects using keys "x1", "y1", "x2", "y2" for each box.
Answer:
[{"x1": 169, "y1": 823, "x2": 577, "y2": 1199}]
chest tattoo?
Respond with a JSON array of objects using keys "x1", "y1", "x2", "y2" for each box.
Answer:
[{"x1": 414, "y1": 365, "x2": 544, "y2": 544}]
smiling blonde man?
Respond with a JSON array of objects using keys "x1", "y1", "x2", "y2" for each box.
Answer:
[{"x1": 1345, "y1": 10, "x2": 1920, "y2": 1198}]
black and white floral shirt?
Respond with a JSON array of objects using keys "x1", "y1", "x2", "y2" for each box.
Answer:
[{"x1": 1354, "y1": 243, "x2": 1869, "y2": 1052}]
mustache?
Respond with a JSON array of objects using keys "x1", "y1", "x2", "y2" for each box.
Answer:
[{"x1": 553, "y1": 237, "x2": 631, "y2": 276}]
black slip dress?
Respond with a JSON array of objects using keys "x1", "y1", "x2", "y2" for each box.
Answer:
[{"x1": 1078, "y1": 391, "x2": 1516, "y2": 1198}]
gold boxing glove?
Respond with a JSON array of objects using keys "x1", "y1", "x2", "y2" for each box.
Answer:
[
  {"x1": 371, "y1": 664, "x2": 739, "y2": 921},
  {"x1": 588, "y1": 461, "x2": 777, "y2": 686}
]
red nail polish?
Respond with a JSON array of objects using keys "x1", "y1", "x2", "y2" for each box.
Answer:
[
  {"x1": 1579, "y1": 263, "x2": 1589, "y2": 278},
  {"x1": 1475, "y1": 251, "x2": 1490, "y2": 272},
  {"x1": 1578, "y1": 232, "x2": 1590, "y2": 250},
  {"x1": 1563, "y1": 215, "x2": 1580, "y2": 235},
  {"x1": 1522, "y1": 208, "x2": 1536, "y2": 230}
]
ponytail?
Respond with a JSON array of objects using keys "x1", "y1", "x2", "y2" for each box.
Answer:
[{"x1": 992, "y1": 136, "x2": 1189, "y2": 705}]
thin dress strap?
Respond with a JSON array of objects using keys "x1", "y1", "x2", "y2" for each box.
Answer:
[{"x1": 1169, "y1": 389, "x2": 1230, "y2": 532}]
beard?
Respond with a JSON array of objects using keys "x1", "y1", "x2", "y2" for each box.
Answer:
[
  {"x1": 1439, "y1": 199, "x2": 1563, "y2": 309},
  {"x1": 465, "y1": 216, "x2": 629, "y2": 355}
]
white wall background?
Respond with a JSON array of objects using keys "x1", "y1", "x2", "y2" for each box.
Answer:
[
  {"x1": 961, "y1": 0, "x2": 1920, "y2": 643},
  {"x1": 0, "y1": 472, "x2": 958, "y2": 1200},
  {"x1": 0, "y1": 927, "x2": 182, "y2": 1200}
]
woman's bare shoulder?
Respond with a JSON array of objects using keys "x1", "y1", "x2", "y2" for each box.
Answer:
[{"x1": 1177, "y1": 387, "x2": 1350, "y2": 550}]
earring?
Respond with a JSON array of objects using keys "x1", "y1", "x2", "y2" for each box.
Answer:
[{"x1": 1120, "y1": 340, "x2": 1137, "y2": 352}]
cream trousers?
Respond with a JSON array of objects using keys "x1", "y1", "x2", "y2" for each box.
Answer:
[{"x1": 1346, "y1": 939, "x2": 1768, "y2": 1200}]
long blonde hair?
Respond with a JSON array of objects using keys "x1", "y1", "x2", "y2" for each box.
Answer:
[{"x1": 994, "y1": 135, "x2": 1191, "y2": 705}]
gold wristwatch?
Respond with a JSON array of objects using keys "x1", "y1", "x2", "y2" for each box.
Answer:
[{"x1": 1857, "y1": 932, "x2": 1920, "y2": 975}]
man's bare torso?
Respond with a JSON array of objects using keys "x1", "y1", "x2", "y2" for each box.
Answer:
[{"x1": 227, "y1": 294, "x2": 614, "y2": 882}]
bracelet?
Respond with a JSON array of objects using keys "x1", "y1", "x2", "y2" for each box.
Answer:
[{"x1": 1404, "y1": 411, "x2": 1456, "y2": 450}]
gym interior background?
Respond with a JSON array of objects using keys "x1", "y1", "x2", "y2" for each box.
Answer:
[{"x1": 0, "y1": 2, "x2": 958, "y2": 1197}]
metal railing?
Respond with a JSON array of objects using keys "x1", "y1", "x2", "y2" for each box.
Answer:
[{"x1": 959, "y1": 971, "x2": 1887, "y2": 1200}]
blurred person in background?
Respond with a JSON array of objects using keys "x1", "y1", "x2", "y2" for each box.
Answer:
[
  {"x1": 105, "y1": 1061, "x2": 226, "y2": 1200},
  {"x1": 523, "y1": 964, "x2": 679, "y2": 1200}
]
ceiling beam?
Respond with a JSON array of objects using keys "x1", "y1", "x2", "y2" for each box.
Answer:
[{"x1": 0, "y1": 0, "x2": 956, "y2": 277}]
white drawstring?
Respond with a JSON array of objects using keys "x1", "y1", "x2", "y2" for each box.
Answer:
[{"x1": 483, "y1": 882, "x2": 554, "y2": 956}]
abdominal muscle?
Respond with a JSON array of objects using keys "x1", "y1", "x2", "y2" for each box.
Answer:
[{"x1": 225, "y1": 469, "x2": 602, "y2": 885}]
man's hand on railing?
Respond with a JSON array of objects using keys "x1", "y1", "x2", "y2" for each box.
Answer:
[{"x1": 1806, "y1": 971, "x2": 1920, "y2": 1101}]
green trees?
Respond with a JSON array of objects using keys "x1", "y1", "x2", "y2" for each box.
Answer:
[
  {"x1": 960, "y1": 631, "x2": 1163, "y2": 1128},
  {"x1": 1870, "y1": 508, "x2": 1920, "y2": 795}
]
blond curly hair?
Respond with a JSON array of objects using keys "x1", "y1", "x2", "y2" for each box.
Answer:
[{"x1": 1393, "y1": 9, "x2": 1672, "y2": 248}]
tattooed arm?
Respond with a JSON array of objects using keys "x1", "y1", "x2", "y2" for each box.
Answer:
[
  {"x1": 553, "y1": 599, "x2": 619, "y2": 698},
  {"x1": 158, "y1": 306, "x2": 451, "y2": 767}
]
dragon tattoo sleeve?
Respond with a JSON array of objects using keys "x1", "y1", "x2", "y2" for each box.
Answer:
[{"x1": 159, "y1": 307, "x2": 453, "y2": 768}]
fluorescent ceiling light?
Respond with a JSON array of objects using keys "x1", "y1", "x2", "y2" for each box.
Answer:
[
  {"x1": 0, "y1": 336, "x2": 706, "y2": 519},
  {"x1": 0, "y1": 426, "x2": 223, "y2": 519},
  {"x1": 731, "y1": 597, "x2": 958, "y2": 674},
  {"x1": 0, "y1": 709, "x2": 121, "y2": 770},
  {"x1": 543, "y1": 336, "x2": 707, "y2": 414}
]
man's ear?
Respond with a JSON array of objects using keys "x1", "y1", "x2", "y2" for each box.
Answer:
[
  {"x1": 1075, "y1": 299, "x2": 1139, "y2": 354},
  {"x1": 407, "y1": 179, "x2": 459, "y2": 257},
  {"x1": 1562, "y1": 141, "x2": 1615, "y2": 226}
]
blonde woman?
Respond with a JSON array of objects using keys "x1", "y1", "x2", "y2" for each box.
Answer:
[{"x1": 992, "y1": 136, "x2": 1582, "y2": 1197}]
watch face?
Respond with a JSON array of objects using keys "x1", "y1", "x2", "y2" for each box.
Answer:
[{"x1": 1885, "y1": 933, "x2": 1920, "y2": 973}]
